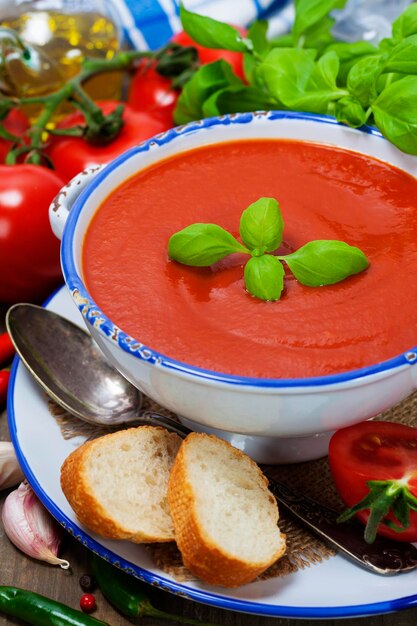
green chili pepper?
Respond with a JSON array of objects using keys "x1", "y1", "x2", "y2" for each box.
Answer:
[
  {"x1": 0, "y1": 586, "x2": 109, "y2": 626},
  {"x1": 91, "y1": 554, "x2": 218, "y2": 625}
]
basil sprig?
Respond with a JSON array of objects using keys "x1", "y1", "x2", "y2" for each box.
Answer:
[
  {"x1": 168, "y1": 197, "x2": 369, "y2": 301},
  {"x1": 174, "y1": 1, "x2": 417, "y2": 155}
]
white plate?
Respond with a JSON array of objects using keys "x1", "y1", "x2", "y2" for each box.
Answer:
[{"x1": 8, "y1": 286, "x2": 417, "y2": 619}]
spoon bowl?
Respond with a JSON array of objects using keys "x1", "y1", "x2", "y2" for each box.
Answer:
[{"x1": 6, "y1": 303, "x2": 143, "y2": 426}]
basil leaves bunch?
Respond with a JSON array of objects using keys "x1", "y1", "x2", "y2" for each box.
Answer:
[
  {"x1": 175, "y1": 2, "x2": 417, "y2": 156},
  {"x1": 168, "y1": 197, "x2": 369, "y2": 301}
]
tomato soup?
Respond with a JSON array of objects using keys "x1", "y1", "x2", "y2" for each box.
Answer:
[{"x1": 82, "y1": 139, "x2": 417, "y2": 378}]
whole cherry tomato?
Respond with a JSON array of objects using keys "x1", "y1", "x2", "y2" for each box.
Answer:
[
  {"x1": 329, "y1": 420, "x2": 417, "y2": 543},
  {"x1": 47, "y1": 101, "x2": 171, "y2": 181},
  {"x1": 172, "y1": 27, "x2": 246, "y2": 80},
  {"x1": 0, "y1": 164, "x2": 66, "y2": 303},
  {"x1": 127, "y1": 63, "x2": 178, "y2": 126},
  {"x1": 79, "y1": 593, "x2": 96, "y2": 613},
  {"x1": 0, "y1": 109, "x2": 29, "y2": 164}
]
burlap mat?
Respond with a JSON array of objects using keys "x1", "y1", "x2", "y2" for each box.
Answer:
[{"x1": 49, "y1": 389, "x2": 417, "y2": 582}]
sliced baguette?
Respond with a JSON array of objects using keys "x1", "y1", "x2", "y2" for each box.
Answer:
[
  {"x1": 168, "y1": 432, "x2": 286, "y2": 587},
  {"x1": 60, "y1": 426, "x2": 182, "y2": 542}
]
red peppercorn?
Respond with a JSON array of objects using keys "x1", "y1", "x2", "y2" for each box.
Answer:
[{"x1": 80, "y1": 593, "x2": 96, "y2": 613}]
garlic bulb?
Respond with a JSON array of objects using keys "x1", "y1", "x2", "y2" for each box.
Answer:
[
  {"x1": 2, "y1": 481, "x2": 70, "y2": 568},
  {"x1": 0, "y1": 442, "x2": 25, "y2": 490}
]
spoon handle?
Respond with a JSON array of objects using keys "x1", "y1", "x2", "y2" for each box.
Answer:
[{"x1": 265, "y1": 477, "x2": 417, "y2": 575}]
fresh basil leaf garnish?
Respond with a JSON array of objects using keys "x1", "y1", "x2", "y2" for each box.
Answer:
[
  {"x1": 298, "y1": 15, "x2": 335, "y2": 54},
  {"x1": 347, "y1": 55, "x2": 383, "y2": 107},
  {"x1": 173, "y1": 60, "x2": 243, "y2": 125},
  {"x1": 392, "y1": 3, "x2": 417, "y2": 43},
  {"x1": 335, "y1": 96, "x2": 367, "y2": 128},
  {"x1": 202, "y1": 85, "x2": 276, "y2": 117},
  {"x1": 244, "y1": 254, "x2": 285, "y2": 301},
  {"x1": 168, "y1": 198, "x2": 369, "y2": 301},
  {"x1": 260, "y1": 49, "x2": 346, "y2": 114},
  {"x1": 268, "y1": 33, "x2": 294, "y2": 49},
  {"x1": 173, "y1": 3, "x2": 417, "y2": 158},
  {"x1": 179, "y1": 3, "x2": 250, "y2": 52},
  {"x1": 383, "y1": 34, "x2": 417, "y2": 75},
  {"x1": 168, "y1": 223, "x2": 249, "y2": 266},
  {"x1": 260, "y1": 47, "x2": 317, "y2": 102},
  {"x1": 324, "y1": 41, "x2": 378, "y2": 84},
  {"x1": 292, "y1": 0, "x2": 347, "y2": 44},
  {"x1": 283, "y1": 240, "x2": 369, "y2": 287},
  {"x1": 371, "y1": 75, "x2": 417, "y2": 154},
  {"x1": 247, "y1": 20, "x2": 270, "y2": 59},
  {"x1": 240, "y1": 197, "x2": 284, "y2": 252}
]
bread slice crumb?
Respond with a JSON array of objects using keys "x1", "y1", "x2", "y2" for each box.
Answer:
[
  {"x1": 168, "y1": 432, "x2": 286, "y2": 587},
  {"x1": 60, "y1": 426, "x2": 181, "y2": 542}
]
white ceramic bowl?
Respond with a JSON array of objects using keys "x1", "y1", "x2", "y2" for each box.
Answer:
[{"x1": 49, "y1": 111, "x2": 417, "y2": 463}]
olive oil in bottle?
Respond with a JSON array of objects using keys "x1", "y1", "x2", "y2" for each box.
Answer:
[{"x1": 0, "y1": 1, "x2": 122, "y2": 105}]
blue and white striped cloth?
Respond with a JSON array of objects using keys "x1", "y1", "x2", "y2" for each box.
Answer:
[
  {"x1": 105, "y1": 0, "x2": 293, "y2": 51},
  {"x1": 105, "y1": 0, "x2": 413, "y2": 52}
]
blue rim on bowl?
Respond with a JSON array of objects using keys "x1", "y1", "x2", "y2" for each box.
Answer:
[{"x1": 61, "y1": 110, "x2": 417, "y2": 389}]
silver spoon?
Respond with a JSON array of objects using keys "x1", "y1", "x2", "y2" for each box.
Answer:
[
  {"x1": 6, "y1": 303, "x2": 186, "y2": 435},
  {"x1": 6, "y1": 303, "x2": 144, "y2": 427},
  {"x1": 6, "y1": 303, "x2": 417, "y2": 575}
]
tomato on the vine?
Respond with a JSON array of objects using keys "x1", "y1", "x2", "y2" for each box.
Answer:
[
  {"x1": 128, "y1": 28, "x2": 246, "y2": 126},
  {"x1": 127, "y1": 63, "x2": 179, "y2": 126},
  {"x1": 0, "y1": 164, "x2": 65, "y2": 303},
  {"x1": 329, "y1": 420, "x2": 417, "y2": 543},
  {"x1": 47, "y1": 101, "x2": 171, "y2": 182},
  {"x1": 172, "y1": 28, "x2": 246, "y2": 80},
  {"x1": 0, "y1": 109, "x2": 29, "y2": 164}
]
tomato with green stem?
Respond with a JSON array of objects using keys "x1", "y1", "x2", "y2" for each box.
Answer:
[
  {"x1": 328, "y1": 420, "x2": 417, "y2": 543},
  {"x1": 0, "y1": 164, "x2": 65, "y2": 303},
  {"x1": 47, "y1": 100, "x2": 171, "y2": 182}
]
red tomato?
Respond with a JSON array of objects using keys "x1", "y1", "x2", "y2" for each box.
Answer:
[
  {"x1": 0, "y1": 109, "x2": 29, "y2": 164},
  {"x1": 329, "y1": 421, "x2": 417, "y2": 542},
  {"x1": 172, "y1": 27, "x2": 246, "y2": 80},
  {"x1": 128, "y1": 63, "x2": 178, "y2": 126},
  {"x1": 47, "y1": 101, "x2": 170, "y2": 182},
  {"x1": 0, "y1": 164, "x2": 66, "y2": 303}
]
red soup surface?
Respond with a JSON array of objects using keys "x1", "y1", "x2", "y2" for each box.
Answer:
[{"x1": 82, "y1": 139, "x2": 417, "y2": 379}]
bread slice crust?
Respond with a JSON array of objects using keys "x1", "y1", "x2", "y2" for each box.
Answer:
[
  {"x1": 168, "y1": 433, "x2": 286, "y2": 587},
  {"x1": 61, "y1": 425, "x2": 181, "y2": 543}
]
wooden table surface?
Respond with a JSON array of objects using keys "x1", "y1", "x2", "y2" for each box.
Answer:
[{"x1": 2, "y1": 303, "x2": 417, "y2": 626}]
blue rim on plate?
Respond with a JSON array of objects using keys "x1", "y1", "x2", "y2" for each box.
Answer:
[
  {"x1": 60, "y1": 110, "x2": 417, "y2": 390},
  {"x1": 7, "y1": 286, "x2": 417, "y2": 619}
]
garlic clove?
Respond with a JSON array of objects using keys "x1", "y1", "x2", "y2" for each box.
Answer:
[
  {"x1": 0, "y1": 441, "x2": 25, "y2": 490},
  {"x1": 2, "y1": 480, "x2": 70, "y2": 568}
]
